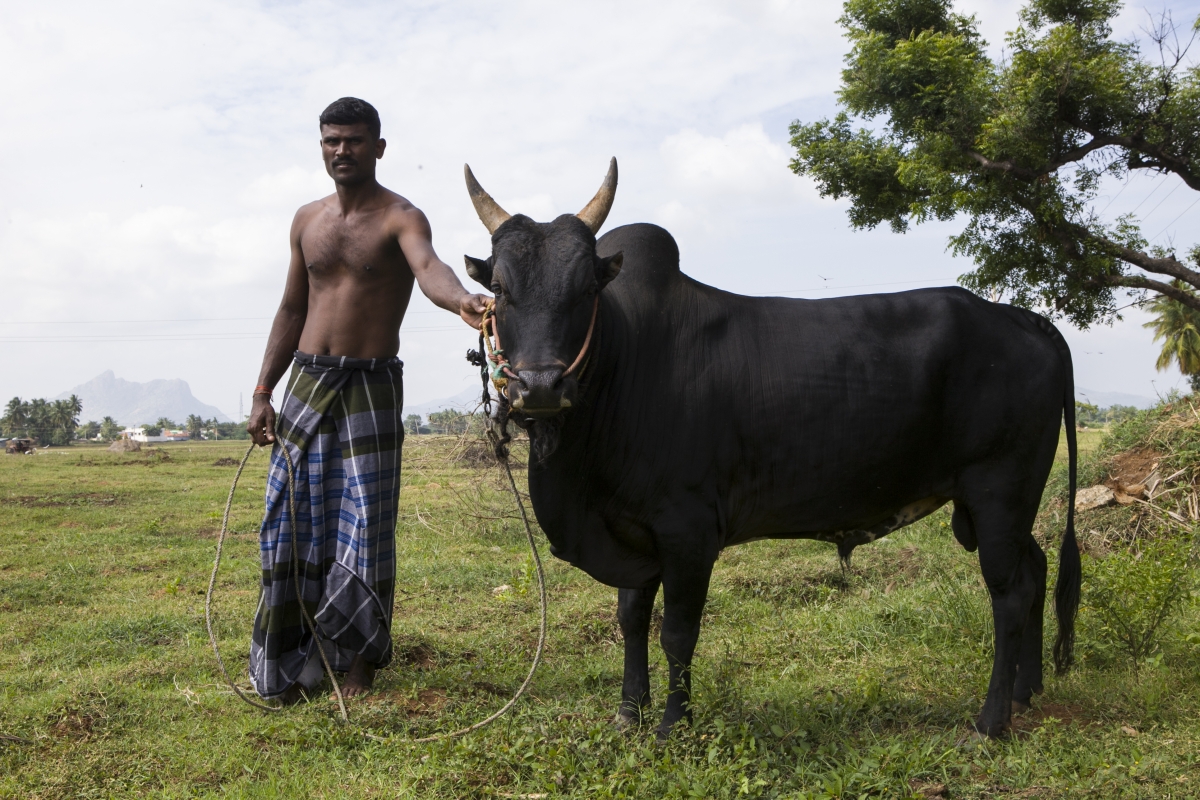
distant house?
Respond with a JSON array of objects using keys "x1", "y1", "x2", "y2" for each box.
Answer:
[{"x1": 123, "y1": 427, "x2": 189, "y2": 443}]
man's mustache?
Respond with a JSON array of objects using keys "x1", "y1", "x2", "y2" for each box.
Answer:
[{"x1": 332, "y1": 158, "x2": 357, "y2": 167}]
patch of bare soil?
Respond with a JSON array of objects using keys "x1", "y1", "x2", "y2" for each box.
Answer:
[
  {"x1": 1, "y1": 493, "x2": 117, "y2": 508},
  {"x1": 908, "y1": 781, "x2": 948, "y2": 798},
  {"x1": 393, "y1": 641, "x2": 438, "y2": 669},
  {"x1": 366, "y1": 687, "x2": 448, "y2": 716},
  {"x1": 1103, "y1": 447, "x2": 1164, "y2": 498},
  {"x1": 1010, "y1": 700, "x2": 1093, "y2": 735},
  {"x1": 212, "y1": 457, "x2": 239, "y2": 467},
  {"x1": 49, "y1": 709, "x2": 98, "y2": 740}
]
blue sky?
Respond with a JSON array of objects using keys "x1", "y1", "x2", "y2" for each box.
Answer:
[{"x1": 2, "y1": 0, "x2": 1198, "y2": 418}]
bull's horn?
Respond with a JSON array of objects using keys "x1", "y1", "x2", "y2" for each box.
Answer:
[
  {"x1": 576, "y1": 157, "x2": 618, "y2": 235},
  {"x1": 464, "y1": 164, "x2": 512, "y2": 235}
]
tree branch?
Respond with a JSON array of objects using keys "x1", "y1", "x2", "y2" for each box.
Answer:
[
  {"x1": 1088, "y1": 273, "x2": 1200, "y2": 313},
  {"x1": 1083, "y1": 129, "x2": 1200, "y2": 190},
  {"x1": 968, "y1": 136, "x2": 1122, "y2": 180}
]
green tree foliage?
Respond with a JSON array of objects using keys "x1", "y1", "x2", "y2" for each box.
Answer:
[
  {"x1": 77, "y1": 420, "x2": 101, "y2": 440},
  {"x1": 790, "y1": 0, "x2": 1200, "y2": 327},
  {"x1": 141, "y1": 424, "x2": 163, "y2": 437},
  {"x1": 1074, "y1": 399, "x2": 1139, "y2": 426},
  {"x1": 186, "y1": 415, "x2": 204, "y2": 439},
  {"x1": 99, "y1": 416, "x2": 122, "y2": 442},
  {"x1": 155, "y1": 417, "x2": 177, "y2": 431},
  {"x1": 1, "y1": 396, "x2": 81, "y2": 445},
  {"x1": 404, "y1": 414, "x2": 428, "y2": 435},
  {"x1": 1143, "y1": 280, "x2": 1200, "y2": 388},
  {"x1": 427, "y1": 409, "x2": 467, "y2": 435}
]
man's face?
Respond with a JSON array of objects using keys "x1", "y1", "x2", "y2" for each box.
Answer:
[{"x1": 320, "y1": 123, "x2": 386, "y2": 186}]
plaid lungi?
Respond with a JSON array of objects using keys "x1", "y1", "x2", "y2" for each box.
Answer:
[{"x1": 249, "y1": 350, "x2": 404, "y2": 699}]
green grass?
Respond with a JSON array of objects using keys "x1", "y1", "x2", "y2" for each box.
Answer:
[{"x1": 1, "y1": 436, "x2": 1198, "y2": 798}]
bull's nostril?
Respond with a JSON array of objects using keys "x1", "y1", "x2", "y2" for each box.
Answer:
[{"x1": 511, "y1": 395, "x2": 525, "y2": 410}]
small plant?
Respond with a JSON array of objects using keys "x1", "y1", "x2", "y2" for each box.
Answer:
[{"x1": 1083, "y1": 535, "x2": 1196, "y2": 671}]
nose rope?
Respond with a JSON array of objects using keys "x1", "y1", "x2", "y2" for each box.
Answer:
[{"x1": 481, "y1": 293, "x2": 600, "y2": 388}]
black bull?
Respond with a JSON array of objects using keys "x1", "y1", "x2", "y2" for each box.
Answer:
[{"x1": 464, "y1": 183, "x2": 1080, "y2": 739}]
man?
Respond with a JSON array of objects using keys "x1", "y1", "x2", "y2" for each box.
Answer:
[{"x1": 246, "y1": 97, "x2": 488, "y2": 702}]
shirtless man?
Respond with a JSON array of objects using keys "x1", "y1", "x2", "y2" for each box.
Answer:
[{"x1": 245, "y1": 97, "x2": 487, "y2": 703}]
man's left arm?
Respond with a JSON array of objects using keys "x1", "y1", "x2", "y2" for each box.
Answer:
[{"x1": 399, "y1": 208, "x2": 489, "y2": 328}]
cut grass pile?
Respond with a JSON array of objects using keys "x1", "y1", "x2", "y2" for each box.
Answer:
[{"x1": 0, "y1": 431, "x2": 1198, "y2": 798}]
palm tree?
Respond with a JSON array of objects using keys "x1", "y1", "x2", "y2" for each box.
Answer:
[
  {"x1": 2, "y1": 397, "x2": 27, "y2": 436},
  {"x1": 1144, "y1": 281, "x2": 1200, "y2": 392},
  {"x1": 186, "y1": 414, "x2": 203, "y2": 439}
]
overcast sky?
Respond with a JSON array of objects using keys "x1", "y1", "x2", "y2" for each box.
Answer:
[{"x1": 3, "y1": 0, "x2": 1198, "y2": 419}]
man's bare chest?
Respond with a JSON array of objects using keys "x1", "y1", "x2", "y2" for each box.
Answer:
[{"x1": 301, "y1": 220, "x2": 407, "y2": 281}]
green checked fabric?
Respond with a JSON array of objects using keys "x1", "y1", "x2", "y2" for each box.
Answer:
[{"x1": 249, "y1": 351, "x2": 404, "y2": 699}]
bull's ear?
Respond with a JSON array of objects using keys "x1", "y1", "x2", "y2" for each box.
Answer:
[
  {"x1": 464, "y1": 255, "x2": 492, "y2": 287},
  {"x1": 596, "y1": 251, "x2": 623, "y2": 288}
]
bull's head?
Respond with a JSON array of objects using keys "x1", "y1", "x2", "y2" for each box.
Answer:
[{"x1": 463, "y1": 159, "x2": 624, "y2": 418}]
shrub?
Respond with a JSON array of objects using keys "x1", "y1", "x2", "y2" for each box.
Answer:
[{"x1": 1082, "y1": 534, "x2": 1196, "y2": 671}]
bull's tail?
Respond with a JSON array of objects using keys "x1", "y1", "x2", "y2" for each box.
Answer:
[{"x1": 1048, "y1": 323, "x2": 1081, "y2": 675}]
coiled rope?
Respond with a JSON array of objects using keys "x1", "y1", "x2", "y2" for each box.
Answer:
[{"x1": 204, "y1": 416, "x2": 547, "y2": 742}]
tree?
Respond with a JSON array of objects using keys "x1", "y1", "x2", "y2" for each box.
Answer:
[
  {"x1": 2, "y1": 398, "x2": 27, "y2": 437},
  {"x1": 77, "y1": 420, "x2": 100, "y2": 439},
  {"x1": 790, "y1": 0, "x2": 1200, "y2": 328},
  {"x1": 186, "y1": 414, "x2": 204, "y2": 439},
  {"x1": 156, "y1": 417, "x2": 177, "y2": 431},
  {"x1": 142, "y1": 423, "x2": 163, "y2": 437},
  {"x1": 1143, "y1": 280, "x2": 1200, "y2": 389},
  {"x1": 50, "y1": 399, "x2": 79, "y2": 445},
  {"x1": 428, "y1": 409, "x2": 468, "y2": 435},
  {"x1": 405, "y1": 414, "x2": 424, "y2": 435},
  {"x1": 99, "y1": 417, "x2": 122, "y2": 441}
]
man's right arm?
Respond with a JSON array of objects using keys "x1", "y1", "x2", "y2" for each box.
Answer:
[{"x1": 246, "y1": 211, "x2": 310, "y2": 446}]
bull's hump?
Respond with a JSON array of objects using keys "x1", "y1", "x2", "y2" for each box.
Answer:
[{"x1": 598, "y1": 223, "x2": 680, "y2": 291}]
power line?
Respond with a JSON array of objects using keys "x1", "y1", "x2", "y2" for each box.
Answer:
[
  {"x1": 1139, "y1": 180, "x2": 1183, "y2": 222},
  {"x1": 1126, "y1": 173, "x2": 1172, "y2": 216},
  {"x1": 1149, "y1": 196, "x2": 1200, "y2": 243},
  {"x1": 0, "y1": 309, "x2": 448, "y2": 325}
]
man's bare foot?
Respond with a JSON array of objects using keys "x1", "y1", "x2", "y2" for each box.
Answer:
[
  {"x1": 342, "y1": 655, "x2": 376, "y2": 698},
  {"x1": 278, "y1": 683, "x2": 307, "y2": 705}
]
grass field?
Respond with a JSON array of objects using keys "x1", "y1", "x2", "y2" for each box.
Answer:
[{"x1": 1, "y1": 432, "x2": 1197, "y2": 798}]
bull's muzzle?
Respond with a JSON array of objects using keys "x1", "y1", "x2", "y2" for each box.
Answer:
[{"x1": 509, "y1": 368, "x2": 577, "y2": 417}]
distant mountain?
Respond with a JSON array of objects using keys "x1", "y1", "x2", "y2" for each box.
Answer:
[
  {"x1": 56, "y1": 371, "x2": 230, "y2": 426},
  {"x1": 404, "y1": 385, "x2": 495, "y2": 420},
  {"x1": 1075, "y1": 386, "x2": 1157, "y2": 410}
]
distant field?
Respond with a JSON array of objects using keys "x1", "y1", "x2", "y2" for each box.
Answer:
[{"x1": 1, "y1": 435, "x2": 1197, "y2": 798}]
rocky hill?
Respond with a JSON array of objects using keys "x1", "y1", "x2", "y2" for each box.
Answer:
[{"x1": 55, "y1": 371, "x2": 230, "y2": 427}]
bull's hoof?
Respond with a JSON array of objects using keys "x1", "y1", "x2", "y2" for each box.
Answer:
[
  {"x1": 1011, "y1": 699, "x2": 1032, "y2": 716},
  {"x1": 613, "y1": 712, "x2": 641, "y2": 732}
]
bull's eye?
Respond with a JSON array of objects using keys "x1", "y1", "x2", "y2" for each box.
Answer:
[{"x1": 491, "y1": 284, "x2": 503, "y2": 297}]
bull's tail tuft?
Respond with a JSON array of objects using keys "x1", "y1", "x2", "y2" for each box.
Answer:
[{"x1": 1052, "y1": 333, "x2": 1081, "y2": 675}]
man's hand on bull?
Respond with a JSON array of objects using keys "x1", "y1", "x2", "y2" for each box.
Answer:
[
  {"x1": 459, "y1": 292, "x2": 491, "y2": 329},
  {"x1": 247, "y1": 398, "x2": 277, "y2": 446}
]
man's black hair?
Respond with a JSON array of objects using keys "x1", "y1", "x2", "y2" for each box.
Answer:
[{"x1": 319, "y1": 97, "x2": 381, "y2": 138}]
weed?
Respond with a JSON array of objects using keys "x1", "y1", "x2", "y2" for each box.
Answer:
[{"x1": 1081, "y1": 534, "x2": 1196, "y2": 670}]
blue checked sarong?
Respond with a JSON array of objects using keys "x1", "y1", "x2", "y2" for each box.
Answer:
[{"x1": 249, "y1": 351, "x2": 404, "y2": 699}]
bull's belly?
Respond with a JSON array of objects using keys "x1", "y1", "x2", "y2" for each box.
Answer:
[{"x1": 726, "y1": 495, "x2": 949, "y2": 550}]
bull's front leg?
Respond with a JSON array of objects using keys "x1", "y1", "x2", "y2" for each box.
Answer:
[
  {"x1": 657, "y1": 562, "x2": 714, "y2": 738},
  {"x1": 615, "y1": 581, "x2": 660, "y2": 727}
]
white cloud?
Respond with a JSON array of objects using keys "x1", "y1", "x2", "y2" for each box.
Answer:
[{"x1": 661, "y1": 124, "x2": 800, "y2": 197}]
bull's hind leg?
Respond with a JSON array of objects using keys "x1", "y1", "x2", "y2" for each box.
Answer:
[
  {"x1": 970, "y1": 492, "x2": 1043, "y2": 737},
  {"x1": 1012, "y1": 537, "x2": 1047, "y2": 712},
  {"x1": 616, "y1": 581, "x2": 660, "y2": 727}
]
